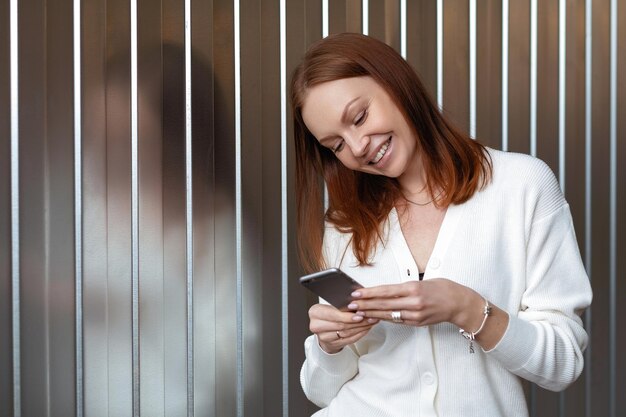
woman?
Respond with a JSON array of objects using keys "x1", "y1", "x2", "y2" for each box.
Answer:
[{"x1": 291, "y1": 33, "x2": 592, "y2": 417}]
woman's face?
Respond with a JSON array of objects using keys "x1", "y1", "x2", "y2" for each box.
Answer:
[{"x1": 301, "y1": 76, "x2": 419, "y2": 179}]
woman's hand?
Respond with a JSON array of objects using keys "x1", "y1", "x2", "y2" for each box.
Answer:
[
  {"x1": 309, "y1": 303, "x2": 379, "y2": 354},
  {"x1": 347, "y1": 278, "x2": 509, "y2": 350},
  {"x1": 347, "y1": 278, "x2": 483, "y2": 329}
]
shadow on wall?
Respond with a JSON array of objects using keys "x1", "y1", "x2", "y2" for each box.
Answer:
[{"x1": 81, "y1": 39, "x2": 243, "y2": 415}]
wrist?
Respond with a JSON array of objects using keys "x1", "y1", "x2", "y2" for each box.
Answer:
[
  {"x1": 457, "y1": 295, "x2": 492, "y2": 353},
  {"x1": 451, "y1": 288, "x2": 484, "y2": 330}
]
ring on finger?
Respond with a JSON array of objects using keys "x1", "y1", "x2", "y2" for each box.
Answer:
[
  {"x1": 391, "y1": 311, "x2": 403, "y2": 323},
  {"x1": 336, "y1": 330, "x2": 342, "y2": 340}
]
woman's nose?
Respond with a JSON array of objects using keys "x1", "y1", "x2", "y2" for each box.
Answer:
[{"x1": 346, "y1": 134, "x2": 370, "y2": 158}]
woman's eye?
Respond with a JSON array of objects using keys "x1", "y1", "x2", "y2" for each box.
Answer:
[
  {"x1": 332, "y1": 140, "x2": 345, "y2": 153},
  {"x1": 354, "y1": 109, "x2": 368, "y2": 126}
]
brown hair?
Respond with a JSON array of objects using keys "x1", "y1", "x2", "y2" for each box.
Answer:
[{"x1": 291, "y1": 33, "x2": 491, "y2": 272}]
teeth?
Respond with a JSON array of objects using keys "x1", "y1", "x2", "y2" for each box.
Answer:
[{"x1": 371, "y1": 139, "x2": 390, "y2": 164}]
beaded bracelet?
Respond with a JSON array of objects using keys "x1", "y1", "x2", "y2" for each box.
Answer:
[{"x1": 459, "y1": 298, "x2": 492, "y2": 353}]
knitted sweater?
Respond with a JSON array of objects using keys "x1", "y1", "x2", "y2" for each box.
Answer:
[{"x1": 300, "y1": 149, "x2": 592, "y2": 417}]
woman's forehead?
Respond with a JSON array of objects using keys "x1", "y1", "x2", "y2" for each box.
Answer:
[{"x1": 301, "y1": 78, "x2": 377, "y2": 127}]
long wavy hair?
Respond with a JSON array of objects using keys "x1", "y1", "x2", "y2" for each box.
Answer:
[{"x1": 291, "y1": 33, "x2": 491, "y2": 273}]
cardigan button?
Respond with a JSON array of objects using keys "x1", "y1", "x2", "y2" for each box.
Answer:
[
  {"x1": 429, "y1": 257, "x2": 440, "y2": 269},
  {"x1": 422, "y1": 372, "x2": 435, "y2": 385}
]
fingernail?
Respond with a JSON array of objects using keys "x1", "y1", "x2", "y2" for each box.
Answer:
[
  {"x1": 352, "y1": 315, "x2": 364, "y2": 321},
  {"x1": 351, "y1": 291, "x2": 362, "y2": 298},
  {"x1": 347, "y1": 303, "x2": 358, "y2": 310},
  {"x1": 355, "y1": 311, "x2": 365, "y2": 316},
  {"x1": 367, "y1": 318, "x2": 378, "y2": 324}
]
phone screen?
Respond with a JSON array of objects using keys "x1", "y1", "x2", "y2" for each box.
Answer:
[{"x1": 299, "y1": 268, "x2": 363, "y2": 309}]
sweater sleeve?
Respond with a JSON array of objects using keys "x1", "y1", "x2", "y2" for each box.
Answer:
[
  {"x1": 300, "y1": 335, "x2": 360, "y2": 407},
  {"x1": 299, "y1": 225, "x2": 361, "y2": 406},
  {"x1": 485, "y1": 162, "x2": 592, "y2": 391}
]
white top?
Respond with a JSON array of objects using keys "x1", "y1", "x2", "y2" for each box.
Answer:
[{"x1": 300, "y1": 149, "x2": 592, "y2": 417}]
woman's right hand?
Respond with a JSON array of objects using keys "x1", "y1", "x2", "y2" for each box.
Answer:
[{"x1": 308, "y1": 303, "x2": 379, "y2": 354}]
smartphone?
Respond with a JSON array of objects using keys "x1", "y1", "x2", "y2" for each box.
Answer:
[{"x1": 299, "y1": 268, "x2": 363, "y2": 310}]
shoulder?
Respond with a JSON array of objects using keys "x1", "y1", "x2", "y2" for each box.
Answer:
[
  {"x1": 485, "y1": 148, "x2": 566, "y2": 221},
  {"x1": 488, "y1": 148, "x2": 555, "y2": 182}
]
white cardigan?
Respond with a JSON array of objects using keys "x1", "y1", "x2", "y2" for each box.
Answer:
[{"x1": 300, "y1": 149, "x2": 592, "y2": 417}]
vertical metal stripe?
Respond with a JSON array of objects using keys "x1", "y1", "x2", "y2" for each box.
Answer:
[
  {"x1": 609, "y1": 1, "x2": 617, "y2": 415},
  {"x1": 530, "y1": 0, "x2": 537, "y2": 157},
  {"x1": 322, "y1": 0, "x2": 329, "y2": 208},
  {"x1": 130, "y1": 0, "x2": 140, "y2": 413},
  {"x1": 10, "y1": 0, "x2": 21, "y2": 415},
  {"x1": 362, "y1": 0, "x2": 369, "y2": 36},
  {"x1": 584, "y1": 1, "x2": 592, "y2": 415},
  {"x1": 73, "y1": 0, "x2": 84, "y2": 415},
  {"x1": 560, "y1": 0, "x2": 570, "y2": 394},
  {"x1": 436, "y1": 0, "x2": 443, "y2": 108},
  {"x1": 234, "y1": 0, "x2": 243, "y2": 415},
  {"x1": 528, "y1": 2, "x2": 538, "y2": 411},
  {"x1": 502, "y1": 0, "x2": 509, "y2": 151},
  {"x1": 558, "y1": 0, "x2": 566, "y2": 190},
  {"x1": 469, "y1": 0, "x2": 476, "y2": 138},
  {"x1": 279, "y1": 1, "x2": 288, "y2": 415},
  {"x1": 322, "y1": 0, "x2": 328, "y2": 37},
  {"x1": 400, "y1": 0, "x2": 407, "y2": 59},
  {"x1": 557, "y1": 14, "x2": 569, "y2": 411},
  {"x1": 184, "y1": 0, "x2": 194, "y2": 415}
]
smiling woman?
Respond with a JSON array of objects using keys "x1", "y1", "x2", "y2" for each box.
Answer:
[
  {"x1": 290, "y1": 33, "x2": 592, "y2": 417},
  {"x1": 291, "y1": 32, "x2": 491, "y2": 272}
]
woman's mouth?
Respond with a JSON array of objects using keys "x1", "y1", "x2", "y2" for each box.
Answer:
[{"x1": 369, "y1": 137, "x2": 392, "y2": 165}]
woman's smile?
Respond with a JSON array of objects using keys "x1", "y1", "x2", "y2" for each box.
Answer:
[{"x1": 368, "y1": 137, "x2": 391, "y2": 165}]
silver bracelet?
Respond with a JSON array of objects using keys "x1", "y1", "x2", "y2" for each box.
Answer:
[{"x1": 459, "y1": 298, "x2": 492, "y2": 353}]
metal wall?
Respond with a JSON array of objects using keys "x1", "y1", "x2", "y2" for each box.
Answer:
[{"x1": 0, "y1": 1, "x2": 624, "y2": 417}]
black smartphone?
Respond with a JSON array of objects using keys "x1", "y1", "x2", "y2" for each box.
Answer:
[{"x1": 299, "y1": 268, "x2": 363, "y2": 310}]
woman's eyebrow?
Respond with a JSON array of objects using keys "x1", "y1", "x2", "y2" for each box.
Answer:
[{"x1": 340, "y1": 96, "x2": 361, "y2": 123}]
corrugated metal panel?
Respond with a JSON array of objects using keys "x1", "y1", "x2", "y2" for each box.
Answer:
[{"x1": 0, "y1": 1, "x2": 623, "y2": 416}]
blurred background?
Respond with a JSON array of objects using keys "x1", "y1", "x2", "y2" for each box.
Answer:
[{"x1": 0, "y1": 0, "x2": 624, "y2": 416}]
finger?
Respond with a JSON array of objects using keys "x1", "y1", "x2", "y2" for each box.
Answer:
[
  {"x1": 351, "y1": 281, "x2": 420, "y2": 299},
  {"x1": 309, "y1": 304, "x2": 367, "y2": 324},
  {"x1": 358, "y1": 309, "x2": 425, "y2": 324},
  {"x1": 332, "y1": 327, "x2": 372, "y2": 346},
  {"x1": 351, "y1": 284, "x2": 405, "y2": 299},
  {"x1": 348, "y1": 296, "x2": 423, "y2": 312},
  {"x1": 340, "y1": 328, "x2": 372, "y2": 345},
  {"x1": 318, "y1": 329, "x2": 358, "y2": 352},
  {"x1": 336, "y1": 322, "x2": 377, "y2": 339},
  {"x1": 311, "y1": 318, "x2": 379, "y2": 334},
  {"x1": 318, "y1": 324, "x2": 377, "y2": 353},
  {"x1": 341, "y1": 319, "x2": 379, "y2": 331}
]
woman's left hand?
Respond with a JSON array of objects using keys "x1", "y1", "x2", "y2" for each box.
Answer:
[{"x1": 347, "y1": 278, "x2": 483, "y2": 329}]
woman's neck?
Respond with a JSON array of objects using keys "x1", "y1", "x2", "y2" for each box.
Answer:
[{"x1": 397, "y1": 156, "x2": 428, "y2": 197}]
